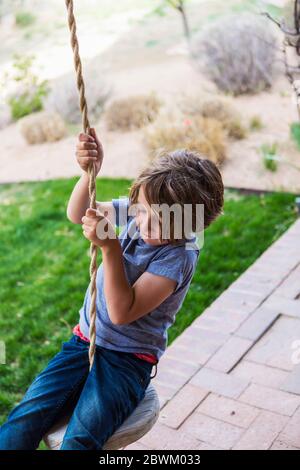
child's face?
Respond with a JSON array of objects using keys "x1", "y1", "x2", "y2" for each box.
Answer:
[{"x1": 135, "y1": 186, "x2": 168, "y2": 246}]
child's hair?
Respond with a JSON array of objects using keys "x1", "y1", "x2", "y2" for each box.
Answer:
[{"x1": 129, "y1": 149, "x2": 224, "y2": 243}]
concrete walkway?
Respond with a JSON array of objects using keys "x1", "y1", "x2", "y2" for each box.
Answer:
[{"x1": 126, "y1": 219, "x2": 300, "y2": 450}]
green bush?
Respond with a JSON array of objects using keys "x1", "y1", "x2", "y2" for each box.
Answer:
[
  {"x1": 261, "y1": 143, "x2": 278, "y2": 172},
  {"x1": 9, "y1": 90, "x2": 46, "y2": 121},
  {"x1": 15, "y1": 11, "x2": 36, "y2": 27},
  {"x1": 7, "y1": 54, "x2": 49, "y2": 121},
  {"x1": 290, "y1": 122, "x2": 300, "y2": 150}
]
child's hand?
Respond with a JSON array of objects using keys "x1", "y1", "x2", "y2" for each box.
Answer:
[
  {"x1": 81, "y1": 208, "x2": 116, "y2": 248},
  {"x1": 76, "y1": 128, "x2": 103, "y2": 175}
]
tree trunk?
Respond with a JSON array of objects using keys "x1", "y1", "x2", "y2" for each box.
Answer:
[{"x1": 177, "y1": 2, "x2": 191, "y2": 42}]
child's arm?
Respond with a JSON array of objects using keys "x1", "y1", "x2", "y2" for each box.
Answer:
[
  {"x1": 67, "y1": 129, "x2": 109, "y2": 224},
  {"x1": 81, "y1": 210, "x2": 177, "y2": 325},
  {"x1": 102, "y1": 241, "x2": 177, "y2": 324}
]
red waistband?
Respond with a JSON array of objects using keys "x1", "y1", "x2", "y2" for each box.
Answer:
[{"x1": 72, "y1": 324, "x2": 158, "y2": 365}]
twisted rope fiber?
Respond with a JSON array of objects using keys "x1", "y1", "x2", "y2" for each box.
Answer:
[{"x1": 65, "y1": 0, "x2": 97, "y2": 369}]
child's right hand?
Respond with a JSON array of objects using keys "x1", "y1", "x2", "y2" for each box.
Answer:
[{"x1": 76, "y1": 128, "x2": 103, "y2": 175}]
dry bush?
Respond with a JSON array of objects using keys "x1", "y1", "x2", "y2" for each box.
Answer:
[
  {"x1": 105, "y1": 93, "x2": 162, "y2": 131},
  {"x1": 179, "y1": 94, "x2": 246, "y2": 139},
  {"x1": 192, "y1": 13, "x2": 278, "y2": 95},
  {"x1": 145, "y1": 112, "x2": 226, "y2": 165},
  {"x1": 44, "y1": 64, "x2": 110, "y2": 124},
  {"x1": 18, "y1": 111, "x2": 66, "y2": 144}
]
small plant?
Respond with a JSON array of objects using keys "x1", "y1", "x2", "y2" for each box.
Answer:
[
  {"x1": 250, "y1": 115, "x2": 264, "y2": 131},
  {"x1": 15, "y1": 11, "x2": 36, "y2": 27},
  {"x1": 290, "y1": 122, "x2": 300, "y2": 149},
  {"x1": 105, "y1": 93, "x2": 162, "y2": 132},
  {"x1": 7, "y1": 54, "x2": 49, "y2": 121},
  {"x1": 192, "y1": 13, "x2": 278, "y2": 95},
  {"x1": 260, "y1": 143, "x2": 278, "y2": 172}
]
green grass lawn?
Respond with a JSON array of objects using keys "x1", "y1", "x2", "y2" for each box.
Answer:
[{"x1": 0, "y1": 177, "x2": 297, "y2": 425}]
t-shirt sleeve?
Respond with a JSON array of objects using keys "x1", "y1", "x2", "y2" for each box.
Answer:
[
  {"x1": 145, "y1": 250, "x2": 186, "y2": 291},
  {"x1": 111, "y1": 197, "x2": 130, "y2": 227}
]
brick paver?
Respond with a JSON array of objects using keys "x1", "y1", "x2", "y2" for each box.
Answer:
[
  {"x1": 190, "y1": 367, "x2": 249, "y2": 398},
  {"x1": 231, "y1": 360, "x2": 289, "y2": 389},
  {"x1": 179, "y1": 412, "x2": 244, "y2": 449},
  {"x1": 239, "y1": 383, "x2": 300, "y2": 416},
  {"x1": 277, "y1": 407, "x2": 300, "y2": 448},
  {"x1": 124, "y1": 219, "x2": 300, "y2": 450},
  {"x1": 245, "y1": 316, "x2": 300, "y2": 371},
  {"x1": 280, "y1": 364, "x2": 300, "y2": 395},
  {"x1": 205, "y1": 336, "x2": 254, "y2": 373},
  {"x1": 159, "y1": 384, "x2": 209, "y2": 429},
  {"x1": 232, "y1": 411, "x2": 289, "y2": 450},
  {"x1": 196, "y1": 393, "x2": 260, "y2": 428}
]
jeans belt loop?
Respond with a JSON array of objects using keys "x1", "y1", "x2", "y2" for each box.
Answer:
[{"x1": 150, "y1": 363, "x2": 157, "y2": 379}]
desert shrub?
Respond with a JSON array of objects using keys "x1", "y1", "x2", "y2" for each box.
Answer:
[
  {"x1": 179, "y1": 94, "x2": 246, "y2": 139},
  {"x1": 18, "y1": 111, "x2": 66, "y2": 144},
  {"x1": 192, "y1": 13, "x2": 278, "y2": 95},
  {"x1": 105, "y1": 93, "x2": 162, "y2": 131},
  {"x1": 44, "y1": 64, "x2": 110, "y2": 125},
  {"x1": 7, "y1": 54, "x2": 49, "y2": 120},
  {"x1": 250, "y1": 115, "x2": 264, "y2": 131},
  {"x1": 145, "y1": 112, "x2": 226, "y2": 165}
]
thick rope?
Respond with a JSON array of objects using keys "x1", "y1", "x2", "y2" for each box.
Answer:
[{"x1": 65, "y1": 0, "x2": 97, "y2": 369}]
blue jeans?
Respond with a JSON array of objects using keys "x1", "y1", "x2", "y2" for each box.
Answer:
[{"x1": 0, "y1": 335, "x2": 154, "y2": 450}]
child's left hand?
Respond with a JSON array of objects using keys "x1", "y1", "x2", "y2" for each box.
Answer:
[{"x1": 81, "y1": 208, "x2": 116, "y2": 248}]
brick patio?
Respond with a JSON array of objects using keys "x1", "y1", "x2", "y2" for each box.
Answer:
[{"x1": 126, "y1": 219, "x2": 300, "y2": 450}]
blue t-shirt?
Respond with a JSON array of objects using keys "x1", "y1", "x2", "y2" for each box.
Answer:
[{"x1": 79, "y1": 197, "x2": 200, "y2": 361}]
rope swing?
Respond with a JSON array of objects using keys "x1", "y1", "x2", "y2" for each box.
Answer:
[{"x1": 65, "y1": 0, "x2": 97, "y2": 369}]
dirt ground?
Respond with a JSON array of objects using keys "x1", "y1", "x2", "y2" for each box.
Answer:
[{"x1": 0, "y1": 0, "x2": 300, "y2": 192}]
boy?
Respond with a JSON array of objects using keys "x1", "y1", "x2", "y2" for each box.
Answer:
[{"x1": 0, "y1": 129, "x2": 224, "y2": 450}]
